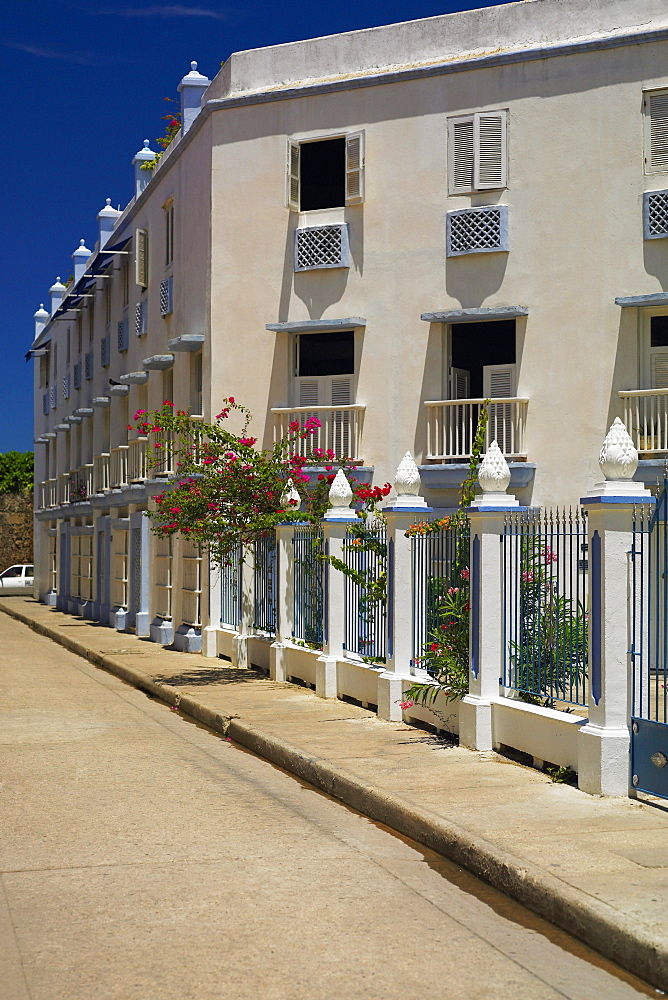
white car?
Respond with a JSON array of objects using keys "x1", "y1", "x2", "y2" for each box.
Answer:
[{"x1": 0, "y1": 564, "x2": 34, "y2": 595}]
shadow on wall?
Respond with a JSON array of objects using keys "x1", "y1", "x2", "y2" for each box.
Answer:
[
  {"x1": 445, "y1": 248, "x2": 508, "y2": 307},
  {"x1": 0, "y1": 493, "x2": 33, "y2": 569}
]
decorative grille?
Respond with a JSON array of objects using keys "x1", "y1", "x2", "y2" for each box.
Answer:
[
  {"x1": 42, "y1": 393, "x2": 48, "y2": 415},
  {"x1": 294, "y1": 224, "x2": 350, "y2": 271},
  {"x1": 117, "y1": 316, "x2": 129, "y2": 352},
  {"x1": 62, "y1": 374, "x2": 70, "y2": 400},
  {"x1": 159, "y1": 278, "x2": 173, "y2": 316},
  {"x1": 446, "y1": 206, "x2": 508, "y2": 256},
  {"x1": 100, "y1": 335, "x2": 110, "y2": 368},
  {"x1": 644, "y1": 190, "x2": 668, "y2": 239},
  {"x1": 135, "y1": 299, "x2": 147, "y2": 336},
  {"x1": 49, "y1": 386, "x2": 56, "y2": 409},
  {"x1": 85, "y1": 350, "x2": 94, "y2": 380},
  {"x1": 131, "y1": 526, "x2": 141, "y2": 616},
  {"x1": 73, "y1": 362, "x2": 82, "y2": 389}
]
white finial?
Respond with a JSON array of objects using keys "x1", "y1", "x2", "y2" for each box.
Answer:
[
  {"x1": 324, "y1": 469, "x2": 354, "y2": 520},
  {"x1": 56, "y1": 275, "x2": 61, "y2": 282},
  {"x1": 472, "y1": 441, "x2": 519, "y2": 507},
  {"x1": 586, "y1": 417, "x2": 651, "y2": 498},
  {"x1": 143, "y1": 139, "x2": 150, "y2": 148},
  {"x1": 79, "y1": 238, "x2": 85, "y2": 246},
  {"x1": 280, "y1": 478, "x2": 301, "y2": 511},
  {"x1": 599, "y1": 417, "x2": 637, "y2": 481},
  {"x1": 391, "y1": 452, "x2": 429, "y2": 508},
  {"x1": 191, "y1": 60, "x2": 198, "y2": 71},
  {"x1": 105, "y1": 197, "x2": 111, "y2": 206}
]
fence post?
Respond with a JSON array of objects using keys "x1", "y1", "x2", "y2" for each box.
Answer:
[
  {"x1": 202, "y1": 552, "x2": 221, "y2": 657},
  {"x1": 318, "y1": 470, "x2": 358, "y2": 698},
  {"x1": 232, "y1": 544, "x2": 255, "y2": 669},
  {"x1": 379, "y1": 453, "x2": 432, "y2": 721},
  {"x1": 270, "y1": 522, "x2": 296, "y2": 682},
  {"x1": 579, "y1": 419, "x2": 653, "y2": 795},
  {"x1": 460, "y1": 442, "x2": 520, "y2": 751}
]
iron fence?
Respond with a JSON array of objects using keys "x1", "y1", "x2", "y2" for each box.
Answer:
[
  {"x1": 631, "y1": 494, "x2": 668, "y2": 726},
  {"x1": 412, "y1": 519, "x2": 470, "y2": 666},
  {"x1": 254, "y1": 532, "x2": 277, "y2": 635},
  {"x1": 502, "y1": 506, "x2": 588, "y2": 707},
  {"x1": 293, "y1": 526, "x2": 325, "y2": 647},
  {"x1": 343, "y1": 520, "x2": 387, "y2": 661},
  {"x1": 219, "y1": 542, "x2": 241, "y2": 628}
]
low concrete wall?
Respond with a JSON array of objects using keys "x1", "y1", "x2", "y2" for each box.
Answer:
[
  {"x1": 0, "y1": 493, "x2": 33, "y2": 570},
  {"x1": 492, "y1": 698, "x2": 586, "y2": 770}
]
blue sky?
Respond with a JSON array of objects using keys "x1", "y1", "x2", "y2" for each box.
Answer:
[{"x1": 2, "y1": 0, "x2": 510, "y2": 453}]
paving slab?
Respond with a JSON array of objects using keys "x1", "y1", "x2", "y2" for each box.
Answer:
[{"x1": 1, "y1": 596, "x2": 668, "y2": 992}]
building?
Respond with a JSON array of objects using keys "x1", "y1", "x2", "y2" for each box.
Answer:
[{"x1": 31, "y1": 0, "x2": 668, "y2": 654}]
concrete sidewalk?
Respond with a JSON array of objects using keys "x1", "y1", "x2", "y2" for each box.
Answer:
[{"x1": 2, "y1": 597, "x2": 667, "y2": 992}]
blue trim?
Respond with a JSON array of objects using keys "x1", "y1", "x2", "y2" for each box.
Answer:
[
  {"x1": 581, "y1": 495, "x2": 656, "y2": 506},
  {"x1": 465, "y1": 504, "x2": 533, "y2": 513},
  {"x1": 387, "y1": 537, "x2": 394, "y2": 660},
  {"x1": 590, "y1": 530, "x2": 602, "y2": 706},
  {"x1": 381, "y1": 505, "x2": 433, "y2": 513},
  {"x1": 470, "y1": 533, "x2": 481, "y2": 679}
]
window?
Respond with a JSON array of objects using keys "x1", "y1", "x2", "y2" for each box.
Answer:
[
  {"x1": 122, "y1": 256, "x2": 130, "y2": 306},
  {"x1": 104, "y1": 284, "x2": 111, "y2": 326},
  {"x1": 66, "y1": 329, "x2": 71, "y2": 366},
  {"x1": 136, "y1": 229, "x2": 148, "y2": 288},
  {"x1": 448, "y1": 111, "x2": 507, "y2": 193},
  {"x1": 649, "y1": 315, "x2": 668, "y2": 387},
  {"x1": 164, "y1": 202, "x2": 174, "y2": 266},
  {"x1": 88, "y1": 300, "x2": 95, "y2": 342},
  {"x1": 135, "y1": 299, "x2": 147, "y2": 336},
  {"x1": 644, "y1": 89, "x2": 668, "y2": 174},
  {"x1": 77, "y1": 317, "x2": 82, "y2": 355},
  {"x1": 191, "y1": 352, "x2": 203, "y2": 415},
  {"x1": 295, "y1": 330, "x2": 354, "y2": 406},
  {"x1": 287, "y1": 133, "x2": 364, "y2": 211}
]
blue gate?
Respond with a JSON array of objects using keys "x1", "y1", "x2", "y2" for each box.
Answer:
[{"x1": 630, "y1": 485, "x2": 668, "y2": 798}]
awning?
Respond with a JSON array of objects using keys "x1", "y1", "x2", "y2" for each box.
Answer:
[
  {"x1": 265, "y1": 317, "x2": 366, "y2": 333},
  {"x1": 420, "y1": 307, "x2": 529, "y2": 323},
  {"x1": 615, "y1": 292, "x2": 668, "y2": 308}
]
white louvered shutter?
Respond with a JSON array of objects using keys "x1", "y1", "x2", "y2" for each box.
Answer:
[
  {"x1": 345, "y1": 132, "x2": 365, "y2": 205},
  {"x1": 483, "y1": 364, "x2": 516, "y2": 456},
  {"x1": 651, "y1": 352, "x2": 668, "y2": 388},
  {"x1": 135, "y1": 229, "x2": 148, "y2": 288},
  {"x1": 298, "y1": 379, "x2": 320, "y2": 407},
  {"x1": 449, "y1": 117, "x2": 475, "y2": 193},
  {"x1": 475, "y1": 112, "x2": 507, "y2": 190},
  {"x1": 647, "y1": 91, "x2": 668, "y2": 173},
  {"x1": 449, "y1": 368, "x2": 470, "y2": 399},
  {"x1": 287, "y1": 140, "x2": 300, "y2": 211}
]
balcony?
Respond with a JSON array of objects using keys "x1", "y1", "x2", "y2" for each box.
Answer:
[
  {"x1": 57, "y1": 473, "x2": 70, "y2": 506},
  {"x1": 94, "y1": 453, "x2": 110, "y2": 494},
  {"x1": 128, "y1": 437, "x2": 148, "y2": 483},
  {"x1": 620, "y1": 389, "x2": 668, "y2": 454},
  {"x1": 110, "y1": 445, "x2": 129, "y2": 489},
  {"x1": 40, "y1": 479, "x2": 57, "y2": 509},
  {"x1": 272, "y1": 405, "x2": 366, "y2": 463},
  {"x1": 425, "y1": 397, "x2": 529, "y2": 461}
]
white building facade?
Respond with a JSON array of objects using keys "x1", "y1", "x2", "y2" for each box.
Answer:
[{"x1": 31, "y1": 0, "x2": 668, "y2": 655}]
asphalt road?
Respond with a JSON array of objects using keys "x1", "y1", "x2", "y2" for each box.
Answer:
[{"x1": 0, "y1": 615, "x2": 659, "y2": 1000}]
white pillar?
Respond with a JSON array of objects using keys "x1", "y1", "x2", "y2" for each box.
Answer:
[
  {"x1": 317, "y1": 470, "x2": 358, "y2": 698},
  {"x1": 270, "y1": 524, "x2": 296, "y2": 682},
  {"x1": 232, "y1": 545, "x2": 255, "y2": 669},
  {"x1": 378, "y1": 452, "x2": 432, "y2": 721},
  {"x1": 202, "y1": 551, "x2": 222, "y2": 657},
  {"x1": 578, "y1": 418, "x2": 653, "y2": 795},
  {"x1": 459, "y1": 442, "x2": 520, "y2": 751}
]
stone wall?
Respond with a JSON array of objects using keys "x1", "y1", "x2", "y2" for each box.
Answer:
[{"x1": 0, "y1": 493, "x2": 33, "y2": 569}]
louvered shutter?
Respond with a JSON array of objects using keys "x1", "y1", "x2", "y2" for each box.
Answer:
[
  {"x1": 483, "y1": 364, "x2": 516, "y2": 456},
  {"x1": 449, "y1": 117, "x2": 475, "y2": 193},
  {"x1": 651, "y1": 353, "x2": 668, "y2": 388},
  {"x1": 449, "y1": 368, "x2": 470, "y2": 399},
  {"x1": 475, "y1": 112, "x2": 506, "y2": 190},
  {"x1": 331, "y1": 376, "x2": 352, "y2": 456},
  {"x1": 287, "y1": 140, "x2": 300, "y2": 211},
  {"x1": 345, "y1": 132, "x2": 365, "y2": 205},
  {"x1": 298, "y1": 380, "x2": 320, "y2": 407},
  {"x1": 135, "y1": 229, "x2": 148, "y2": 288},
  {"x1": 647, "y1": 91, "x2": 668, "y2": 173},
  {"x1": 330, "y1": 377, "x2": 352, "y2": 406}
]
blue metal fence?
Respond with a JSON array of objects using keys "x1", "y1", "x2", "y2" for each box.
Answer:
[
  {"x1": 343, "y1": 521, "x2": 387, "y2": 661},
  {"x1": 502, "y1": 506, "x2": 588, "y2": 707},
  {"x1": 412, "y1": 519, "x2": 469, "y2": 667},
  {"x1": 293, "y1": 526, "x2": 325, "y2": 647},
  {"x1": 254, "y1": 532, "x2": 277, "y2": 635},
  {"x1": 219, "y1": 543, "x2": 241, "y2": 628}
]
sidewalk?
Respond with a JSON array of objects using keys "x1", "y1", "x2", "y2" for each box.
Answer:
[{"x1": 2, "y1": 596, "x2": 667, "y2": 991}]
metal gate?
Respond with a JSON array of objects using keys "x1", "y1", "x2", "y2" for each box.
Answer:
[{"x1": 630, "y1": 485, "x2": 668, "y2": 798}]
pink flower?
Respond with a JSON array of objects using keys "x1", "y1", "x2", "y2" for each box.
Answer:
[
  {"x1": 134, "y1": 410, "x2": 146, "y2": 419},
  {"x1": 289, "y1": 420, "x2": 300, "y2": 431},
  {"x1": 447, "y1": 587, "x2": 459, "y2": 595},
  {"x1": 398, "y1": 701, "x2": 414, "y2": 710},
  {"x1": 461, "y1": 567, "x2": 470, "y2": 581}
]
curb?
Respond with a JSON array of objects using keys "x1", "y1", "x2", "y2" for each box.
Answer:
[{"x1": 2, "y1": 600, "x2": 666, "y2": 990}]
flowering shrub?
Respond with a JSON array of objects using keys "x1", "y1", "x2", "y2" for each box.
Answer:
[{"x1": 140, "y1": 98, "x2": 182, "y2": 171}]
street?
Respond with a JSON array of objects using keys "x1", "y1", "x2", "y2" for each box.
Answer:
[{"x1": 0, "y1": 614, "x2": 657, "y2": 1000}]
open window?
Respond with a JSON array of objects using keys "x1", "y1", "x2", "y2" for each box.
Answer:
[
  {"x1": 647, "y1": 315, "x2": 668, "y2": 387},
  {"x1": 287, "y1": 133, "x2": 364, "y2": 211},
  {"x1": 294, "y1": 330, "x2": 355, "y2": 457}
]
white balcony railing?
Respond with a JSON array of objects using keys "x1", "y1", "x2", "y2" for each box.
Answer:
[
  {"x1": 110, "y1": 445, "x2": 129, "y2": 488},
  {"x1": 425, "y1": 397, "x2": 529, "y2": 461},
  {"x1": 620, "y1": 389, "x2": 668, "y2": 454},
  {"x1": 152, "y1": 430, "x2": 175, "y2": 477},
  {"x1": 94, "y1": 453, "x2": 110, "y2": 494},
  {"x1": 128, "y1": 437, "x2": 148, "y2": 483},
  {"x1": 40, "y1": 479, "x2": 57, "y2": 509},
  {"x1": 57, "y1": 473, "x2": 70, "y2": 506},
  {"x1": 272, "y1": 405, "x2": 365, "y2": 463}
]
